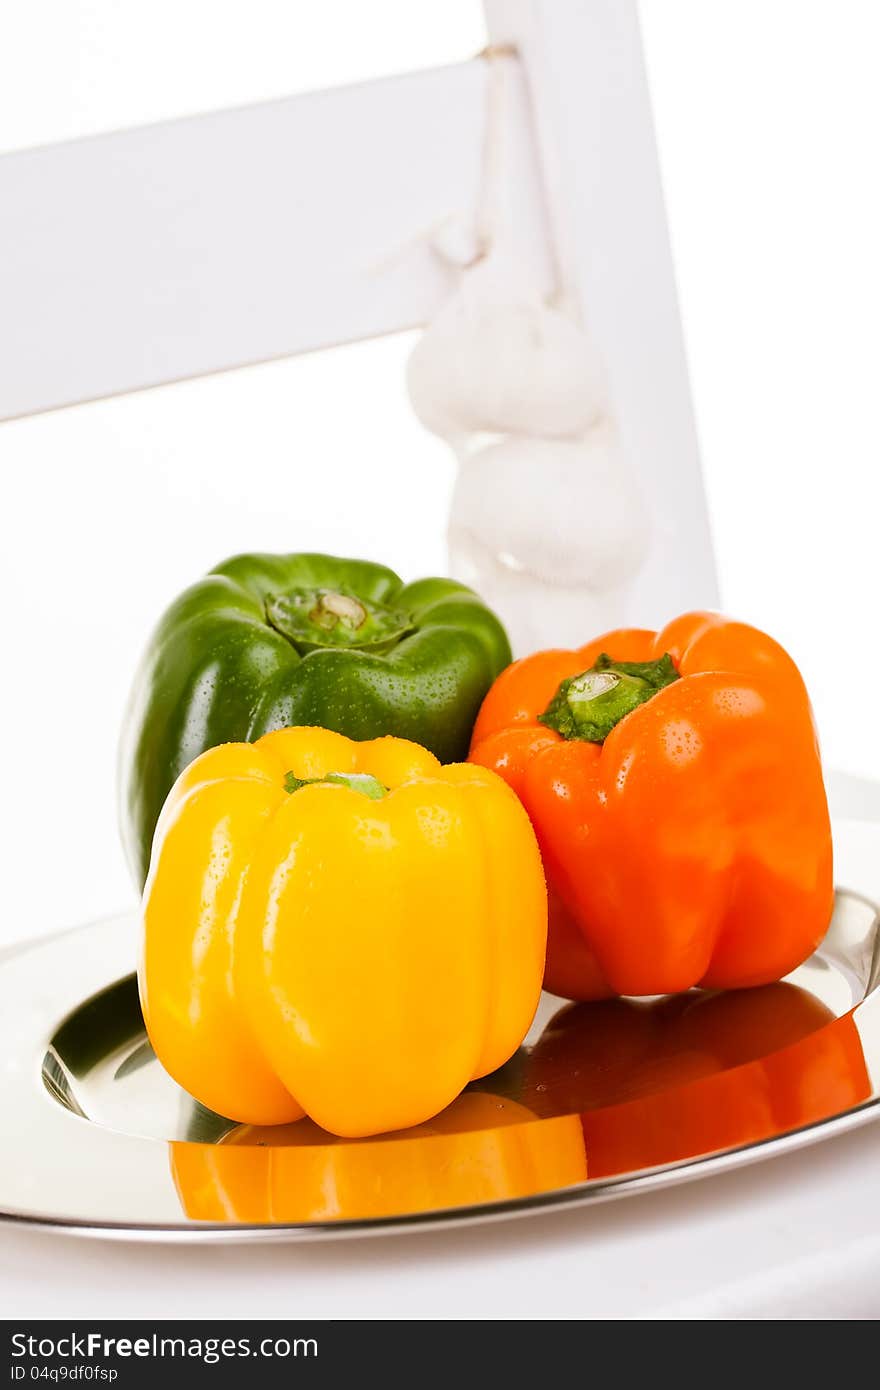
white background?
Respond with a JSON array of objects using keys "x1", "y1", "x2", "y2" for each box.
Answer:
[{"x1": 1, "y1": 0, "x2": 879, "y2": 954}]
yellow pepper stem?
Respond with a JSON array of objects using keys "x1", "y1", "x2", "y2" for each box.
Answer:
[{"x1": 283, "y1": 770, "x2": 388, "y2": 800}]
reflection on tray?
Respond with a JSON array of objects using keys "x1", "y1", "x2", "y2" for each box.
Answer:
[
  {"x1": 170, "y1": 981, "x2": 871, "y2": 1225},
  {"x1": 531, "y1": 986, "x2": 871, "y2": 1179},
  {"x1": 171, "y1": 1093, "x2": 588, "y2": 1223}
]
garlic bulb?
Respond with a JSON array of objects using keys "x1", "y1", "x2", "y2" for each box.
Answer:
[
  {"x1": 407, "y1": 254, "x2": 606, "y2": 445},
  {"x1": 448, "y1": 429, "x2": 650, "y2": 653},
  {"x1": 406, "y1": 247, "x2": 651, "y2": 654},
  {"x1": 449, "y1": 428, "x2": 649, "y2": 590}
]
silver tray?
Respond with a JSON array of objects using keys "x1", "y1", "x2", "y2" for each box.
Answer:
[{"x1": 1, "y1": 888, "x2": 879, "y2": 1243}]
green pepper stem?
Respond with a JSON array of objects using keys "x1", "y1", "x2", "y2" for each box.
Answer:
[
  {"x1": 539, "y1": 652, "x2": 679, "y2": 742},
  {"x1": 266, "y1": 586, "x2": 413, "y2": 655},
  {"x1": 284, "y1": 770, "x2": 388, "y2": 799},
  {"x1": 309, "y1": 590, "x2": 366, "y2": 631}
]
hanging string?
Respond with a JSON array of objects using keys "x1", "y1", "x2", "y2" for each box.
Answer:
[
  {"x1": 403, "y1": 46, "x2": 651, "y2": 653},
  {"x1": 366, "y1": 45, "x2": 516, "y2": 278}
]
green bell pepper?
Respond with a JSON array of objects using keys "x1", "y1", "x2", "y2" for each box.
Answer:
[{"x1": 120, "y1": 552, "x2": 512, "y2": 887}]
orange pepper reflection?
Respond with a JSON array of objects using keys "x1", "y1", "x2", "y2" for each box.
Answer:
[
  {"x1": 171, "y1": 1091, "x2": 587, "y2": 1224},
  {"x1": 527, "y1": 984, "x2": 871, "y2": 1176}
]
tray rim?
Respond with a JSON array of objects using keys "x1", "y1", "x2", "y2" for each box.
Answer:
[
  {"x1": 2, "y1": 1095, "x2": 880, "y2": 1245},
  {"x1": 2, "y1": 890, "x2": 879, "y2": 1245}
]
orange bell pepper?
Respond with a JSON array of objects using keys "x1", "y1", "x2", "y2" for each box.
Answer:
[
  {"x1": 470, "y1": 611, "x2": 833, "y2": 998},
  {"x1": 140, "y1": 727, "x2": 546, "y2": 1138}
]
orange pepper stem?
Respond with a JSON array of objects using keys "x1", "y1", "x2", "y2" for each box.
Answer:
[
  {"x1": 283, "y1": 770, "x2": 388, "y2": 799},
  {"x1": 538, "y1": 652, "x2": 680, "y2": 742}
]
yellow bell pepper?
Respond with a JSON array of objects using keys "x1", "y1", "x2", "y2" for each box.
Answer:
[{"x1": 140, "y1": 727, "x2": 547, "y2": 1138}]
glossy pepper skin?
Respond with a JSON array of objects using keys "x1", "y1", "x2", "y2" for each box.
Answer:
[
  {"x1": 469, "y1": 611, "x2": 833, "y2": 999},
  {"x1": 120, "y1": 552, "x2": 512, "y2": 887},
  {"x1": 140, "y1": 727, "x2": 546, "y2": 1138}
]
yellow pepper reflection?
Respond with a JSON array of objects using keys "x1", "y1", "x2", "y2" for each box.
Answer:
[{"x1": 171, "y1": 1091, "x2": 587, "y2": 1224}]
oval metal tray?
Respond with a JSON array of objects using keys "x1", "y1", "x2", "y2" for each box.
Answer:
[{"x1": 2, "y1": 885, "x2": 879, "y2": 1242}]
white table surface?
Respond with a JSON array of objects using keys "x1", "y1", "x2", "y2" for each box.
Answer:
[{"x1": 3, "y1": 793, "x2": 880, "y2": 1321}]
